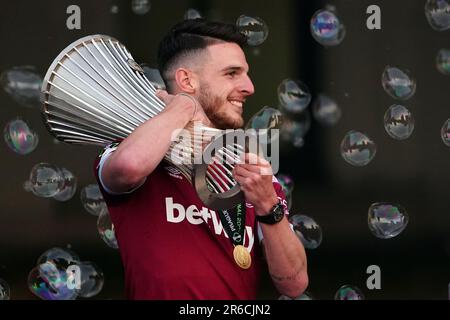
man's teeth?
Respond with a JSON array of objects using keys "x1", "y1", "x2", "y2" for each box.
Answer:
[{"x1": 229, "y1": 100, "x2": 243, "y2": 107}]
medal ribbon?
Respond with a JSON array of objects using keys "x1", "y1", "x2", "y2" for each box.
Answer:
[{"x1": 218, "y1": 202, "x2": 245, "y2": 247}]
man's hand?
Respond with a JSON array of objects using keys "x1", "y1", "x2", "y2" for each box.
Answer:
[
  {"x1": 232, "y1": 153, "x2": 278, "y2": 215},
  {"x1": 156, "y1": 90, "x2": 212, "y2": 127}
]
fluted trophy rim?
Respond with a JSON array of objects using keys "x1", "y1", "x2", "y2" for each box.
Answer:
[
  {"x1": 41, "y1": 34, "x2": 123, "y2": 145},
  {"x1": 41, "y1": 34, "x2": 119, "y2": 105}
]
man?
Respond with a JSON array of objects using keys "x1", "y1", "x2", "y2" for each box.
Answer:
[{"x1": 95, "y1": 19, "x2": 308, "y2": 299}]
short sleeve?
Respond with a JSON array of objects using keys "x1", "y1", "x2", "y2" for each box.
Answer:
[{"x1": 96, "y1": 142, "x2": 147, "y2": 195}]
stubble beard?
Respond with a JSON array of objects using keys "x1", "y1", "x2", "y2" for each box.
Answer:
[{"x1": 197, "y1": 83, "x2": 244, "y2": 130}]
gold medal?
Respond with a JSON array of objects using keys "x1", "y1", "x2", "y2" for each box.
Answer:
[{"x1": 233, "y1": 245, "x2": 252, "y2": 269}]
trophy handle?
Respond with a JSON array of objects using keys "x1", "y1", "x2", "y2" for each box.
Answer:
[{"x1": 193, "y1": 130, "x2": 262, "y2": 211}]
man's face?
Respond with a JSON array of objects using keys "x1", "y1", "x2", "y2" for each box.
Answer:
[{"x1": 194, "y1": 42, "x2": 255, "y2": 129}]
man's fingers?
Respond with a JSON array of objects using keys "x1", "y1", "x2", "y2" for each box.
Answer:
[{"x1": 240, "y1": 153, "x2": 270, "y2": 167}]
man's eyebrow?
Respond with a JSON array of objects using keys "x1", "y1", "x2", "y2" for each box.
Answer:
[{"x1": 220, "y1": 65, "x2": 249, "y2": 72}]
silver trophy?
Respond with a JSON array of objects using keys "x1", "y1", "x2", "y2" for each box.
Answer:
[{"x1": 41, "y1": 34, "x2": 255, "y2": 210}]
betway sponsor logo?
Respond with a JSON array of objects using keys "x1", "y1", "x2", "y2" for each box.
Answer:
[{"x1": 165, "y1": 197, "x2": 254, "y2": 252}]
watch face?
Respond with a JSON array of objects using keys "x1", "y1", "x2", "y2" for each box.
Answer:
[{"x1": 274, "y1": 205, "x2": 284, "y2": 221}]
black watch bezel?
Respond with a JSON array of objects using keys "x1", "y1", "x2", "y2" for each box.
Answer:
[{"x1": 256, "y1": 200, "x2": 285, "y2": 225}]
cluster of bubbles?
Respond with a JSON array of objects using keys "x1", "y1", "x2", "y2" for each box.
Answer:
[
  {"x1": 334, "y1": 285, "x2": 364, "y2": 300},
  {"x1": 28, "y1": 247, "x2": 104, "y2": 300},
  {"x1": 24, "y1": 163, "x2": 77, "y2": 201},
  {"x1": 289, "y1": 214, "x2": 323, "y2": 249},
  {"x1": 368, "y1": 203, "x2": 408, "y2": 239},
  {"x1": 236, "y1": 15, "x2": 269, "y2": 46},
  {"x1": 0, "y1": 278, "x2": 10, "y2": 300},
  {"x1": 3, "y1": 119, "x2": 39, "y2": 155},
  {"x1": 310, "y1": 9, "x2": 346, "y2": 46},
  {"x1": 131, "y1": 0, "x2": 151, "y2": 15},
  {"x1": 425, "y1": 2, "x2": 450, "y2": 148},
  {"x1": 0, "y1": 66, "x2": 42, "y2": 108},
  {"x1": 246, "y1": 77, "x2": 341, "y2": 149},
  {"x1": 184, "y1": 8, "x2": 202, "y2": 20},
  {"x1": 425, "y1": 0, "x2": 450, "y2": 31}
]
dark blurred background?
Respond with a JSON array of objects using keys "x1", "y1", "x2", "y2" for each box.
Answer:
[{"x1": 0, "y1": 0, "x2": 449, "y2": 299}]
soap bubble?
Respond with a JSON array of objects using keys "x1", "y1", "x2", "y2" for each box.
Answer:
[
  {"x1": 384, "y1": 105, "x2": 414, "y2": 140},
  {"x1": 0, "y1": 279, "x2": 10, "y2": 300},
  {"x1": 184, "y1": 8, "x2": 202, "y2": 20},
  {"x1": 381, "y1": 66, "x2": 416, "y2": 100},
  {"x1": 53, "y1": 168, "x2": 77, "y2": 201},
  {"x1": 110, "y1": 5, "x2": 119, "y2": 14},
  {"x1": 80, "y1": 184, "x2": 106, "y2": 216},
  {"x1": 289, "y1": 214, "x2": 322, "y2": 249},
  {"x1": 276, "y1": 174, "x2": 294, "y2": 210},
  {"x1": 340, "y1": 130, "x2": 377, "y2": 167},
  {"x1": 141, "y1": 65, "x2": 166, "y2": 90},
  {"x1": 245, "y1": 106, "x2": 284, "y2": 143},
  {"x1": 368, "y1": 202, "x2": 409, "y2": 239},
  {"x1": 441, "y1": 119, "x2": 450, "y2": 146},
  {"x1": 37, "y1": 247, "x2": 80, "y2": 270},
  {"x1": 236, "y1": 15, "x2": 269, "y2": 46},
  {"x1": 131, "y1": 0, "x2": 151, "y2": 15},
  {"x1": 0, "y1": 66, "x2": 42, "y2": 108},
  {"x1": 276, "y1": 173, "x2": 295, "y2": 195},
  {"x1": 436, "y1": 49, "x2": 450, "y2": 75},
  {"x1": 3, "y1": 119, "x2": 39, "y2": 155},
  {"x1": 425, "y1": 0, "x2": 450, "y2": 31},
  {"x1": 335, "y1": 285, "x2": 364, "y2": 300},
  {"x1": 280, "y1": 114, "x2": 311, "y2": 147},
  {"x1": 76, "y1": 261, "x2": 104, "y2": 298},
  {"x1": 28, "y1": 261, "x2": 77, "y2": 300},
  {"x1": 27, "y1": 163, "x2": 65, "y2": 197},
  {"x1": 97, "y1": 208, "x2": 119, "y2": 249},
  {"x1": 310, "y1": 9, "x2": 346, "y2": 46},
  {"x1": 312, "y1": 94, "x2": 342, "y2": 126},
  {"x1": 277, "y1": 79, "x2": 311, "y2": 114}
]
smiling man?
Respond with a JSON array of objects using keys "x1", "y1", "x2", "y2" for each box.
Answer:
[{"x1": 94, "y1": 19, "x2": 308, "y2": 300}]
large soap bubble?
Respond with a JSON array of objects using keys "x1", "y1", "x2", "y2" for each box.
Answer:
[
  {"x1": 236, "y1": 15, "x2": 269, "y2": 46},
  {"x1": 3, "y1": 119, "x2": 39, "y2": 155},
  {"x1": 382, "y1": 66, "x2": 416, "y2": 100},
  {"x1": 0, "y1": 66, "x2": 42, "y2": 108},
  {"x1": 310, "y1": 9, "x2": 346, "y2": 46},
  {"x1": 340, "y1": 131, "x2": 377, "y2": 167},
  {"x1": 289, "y1": 214, "x2": 322, "y2": 249},
  {"x1": 368, "y1": 202, "x2": 409, "y2": 239},
  {"x1": 425, "y1": 0, "x2": 450, "y2": 31}
]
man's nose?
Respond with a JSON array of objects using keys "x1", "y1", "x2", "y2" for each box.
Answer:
[{"x1": 240, "y1": 74, "x2": 255, "y2": 96}]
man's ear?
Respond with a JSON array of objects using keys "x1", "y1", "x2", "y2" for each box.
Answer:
[{"x1": 174, "y1": 68, "x2": 198, "y2": 94}]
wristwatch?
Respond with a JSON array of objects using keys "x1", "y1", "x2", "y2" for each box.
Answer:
[{"x1": 256, "y1": 199, "x2": 285, "y2": 225}]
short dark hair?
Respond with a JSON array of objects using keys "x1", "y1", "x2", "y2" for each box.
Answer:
[{"x1": 157, "y1": 19, "x2": 247, "y2": 86}]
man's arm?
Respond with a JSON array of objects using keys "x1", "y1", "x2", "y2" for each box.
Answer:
[
  {"x1": 102, "y1": 91, "x2": 206, "y2": 193},
  {"x1": 233, "y1": 154, "x2": 308, "y2": 298}
]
